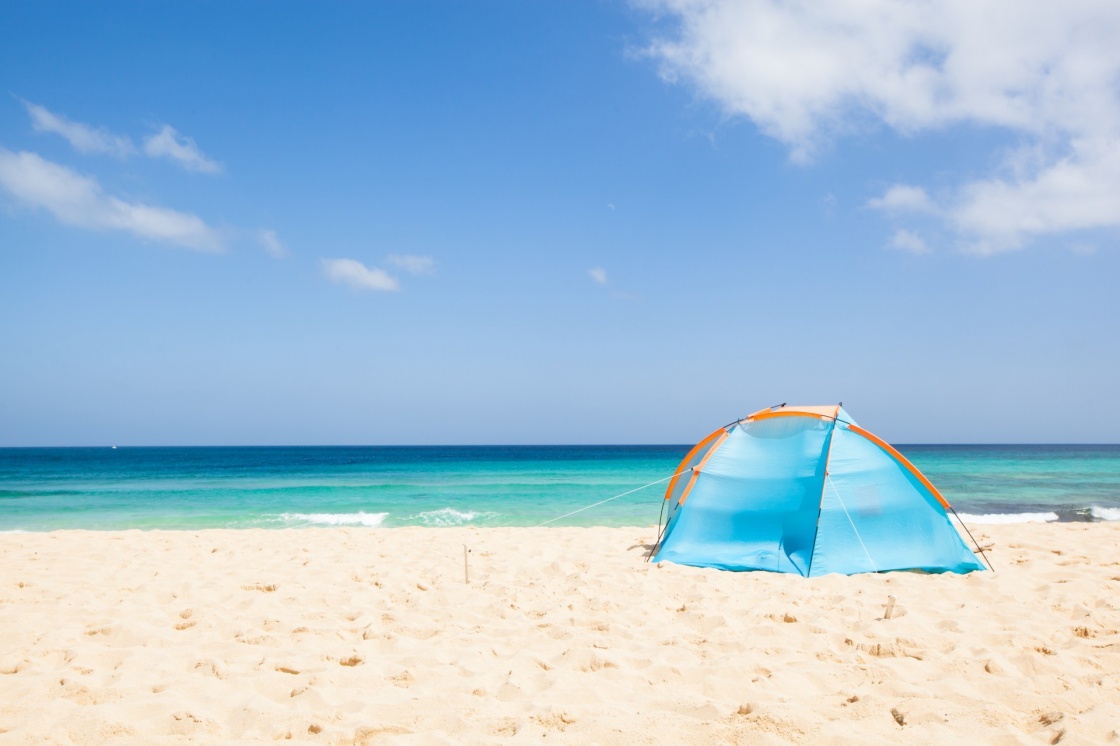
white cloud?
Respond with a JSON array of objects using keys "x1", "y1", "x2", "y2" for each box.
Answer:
[
  {"x1": 949, "y1": 136, "x2": 1120, "y2": 253},
  {"x1": 868, "y1": 185, "x2": 938, "y2": 214},
  {"x1": 21, "y1": 100, "x2": 135, "y2": 157},
  {"x1": 589, "y1": 267, "x2": 608, "y2": 285},
  {"x1": 143, "y1": 125, "x2": 223, "y2": 174},
  {"x1": 19, "y1": 102, "x2": 225, "y2": 175},
  {"x1": 257, "y1": 228, "x2": 289, "y2": 259},
  {"x1": 387, "y1": 254, "x2": 435, "y2": 275},
  {"x1": 889, "y1": 229, "x2": 929, "y2": 255},
  {"x1": 321, "y1": 258, "x2": 399, "y2": 291},
  {"x1": 640, "y1": 0, "x2": 1120, "y2": 252},
  {"x1": 0, "y1": 148, "x2": 222, "y2": 252}
]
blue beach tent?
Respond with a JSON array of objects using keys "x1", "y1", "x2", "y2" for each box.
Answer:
[{"x1": 652, "y1": 405, "x2": 986, "y2": 575}]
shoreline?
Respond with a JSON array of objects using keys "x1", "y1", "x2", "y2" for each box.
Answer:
[
  {"x1": 3, "y1": 523, "x2": 1119, "y2": 743},
  {"x1": 3, "y1": 505, "x2": 1118, "y2": 534}
]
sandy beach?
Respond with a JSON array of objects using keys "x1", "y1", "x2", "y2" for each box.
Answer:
[{"x1": 1, "y1": 523, "x2": 1118, "y2": 744}]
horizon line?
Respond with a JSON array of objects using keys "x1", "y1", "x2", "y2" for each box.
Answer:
[{"x1": 2, "y1": 442, "x2": 1119, "y2": 449}]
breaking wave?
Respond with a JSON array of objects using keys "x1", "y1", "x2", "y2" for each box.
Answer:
[
  {"x1": 1090, "y1": 506, "x2": 1120, "y2": 521},
  {"x1": 953, "y1": 512, "x2": 1059, "y2": 525},
  {"x1": 411, "y1": 508, "x2": 498, "y2": 526},
  {"x1": 276, "y1": 511, "x2": 389, "y2": 527}
]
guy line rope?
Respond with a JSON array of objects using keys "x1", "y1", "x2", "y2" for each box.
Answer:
[{"x1": 531, "y1": 466, "x2": 694, "y2": 528}]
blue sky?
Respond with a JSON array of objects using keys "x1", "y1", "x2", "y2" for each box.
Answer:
[{"x1": 1, "y1": 1, "x2": 1118, "y2": 446}]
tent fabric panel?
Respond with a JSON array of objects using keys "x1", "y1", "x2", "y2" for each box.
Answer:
[
  {"x1": 846, "y1": 424, "x2": 951, "y2": 509},
  {"x1": 677, "y1": 430, "x2": 730, "y2": 504},
  {"x1": 656, "y1": 471, "x2": 810, "y2": 573},
  {"x1": 746, "y1": 404, "x2": 841, "y2": 420},
  {"x1": 744, "y1": 405, "x2": 861, "y2": 430},
  {"x1": 662, "y1": 426, "x2": 728, "y2": 506},
  {"x1": 808, "y1": 425, "x2": 985, "y2": 576},
  {"x1": 653, "y1": 416, "x2": 833, "y2": 574},
  {"x1": 834, "y1": 406, "x2": 858, "y2": 428}
]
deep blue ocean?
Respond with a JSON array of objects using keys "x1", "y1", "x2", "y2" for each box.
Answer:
[{"x1": 1, "y1": 445, "x2": 1118, "y2": 531}]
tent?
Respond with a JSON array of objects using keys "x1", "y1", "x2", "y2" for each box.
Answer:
[{"x1": 652, "y1": 404, "x2": 987, "y2": 575}]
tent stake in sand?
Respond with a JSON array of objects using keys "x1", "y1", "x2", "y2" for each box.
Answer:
[
  {"x1": 463, "y1": 545, "x2": 470, "y2": 584},
  {"x1": 883, "y1": 595, "x2": 896, "y2": 620}
]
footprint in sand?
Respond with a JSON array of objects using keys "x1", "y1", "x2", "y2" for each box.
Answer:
[
  {"x1": 170, "y1": 711, "x2": 217, "y2": 736},
  {"x1": 493, "y1": 719, "x2": 520, "y2": 736},
  {"x1": 193, "y1": 659, "x2": 228, "y2": 680},
  {"x1": 766, "y1": 612, "x2": 798, "y2": 623},
  {"x1": 389, "y1": 669, "x2": 414, "y2": 687},
  {"x1": 532, "y1": 711, "x2": 576, "y2": 732}
]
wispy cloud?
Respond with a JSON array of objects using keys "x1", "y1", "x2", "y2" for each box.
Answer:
[
  {"x1": 321, "y1": 258, "x2": 399, "y2": 291},
  {"x1": 889, "y1": 229, "x2": 929, "y2": 255},
  {"x1": 20, "y1": 101, "x2": 224, "y2": 176},
  {"x1": 21, "y1": 99, "x2": 135, "y2": 157},
  {"x1": 821, "y1": 192, "x2": 837, "y2": 218},
  {"x1": 387, "y1": 254, "x2": 435, "y2": 275},
  {"x1": 257, "y1": 229, "x2": 289, "y2": 259},
  {"x1": 0, "y1": 148, "x2": 223, "y2": 252},
  {"x1": 640, "y1": 0, "x2": 1120, "y2": 253},
  {"x1": 868, "y1": 185, "x2": 938, "y2": 214},
  {"x1": 589, "y1": 267, "x2": 608, "y2": 285},
  {"x1": 143, "y1": 125, "x2": 222, "y2": 174}
]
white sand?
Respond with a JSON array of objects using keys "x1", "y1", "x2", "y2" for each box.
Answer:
[{"x1": 1, "y1": 523, "x2": 1118, "y2": 744}]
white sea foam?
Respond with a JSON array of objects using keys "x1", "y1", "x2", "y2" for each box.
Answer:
[
  {"x1": 953, "y1": 512, "x2": 1059, "y2": 525},
  {"x1": 412, "y1": 508, "x2": 497, "y2": 526},
  {"x1": 1090, "y1": 506, "x2": 1120, "y2": 522},
  {"x1": 277, "y1": 511, "x2": 388, "y2": 527}
]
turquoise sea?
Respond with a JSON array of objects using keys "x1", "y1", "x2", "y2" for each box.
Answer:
[{"x1": 1, "y1": 445, "x2": 1118, "y2": 531}]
